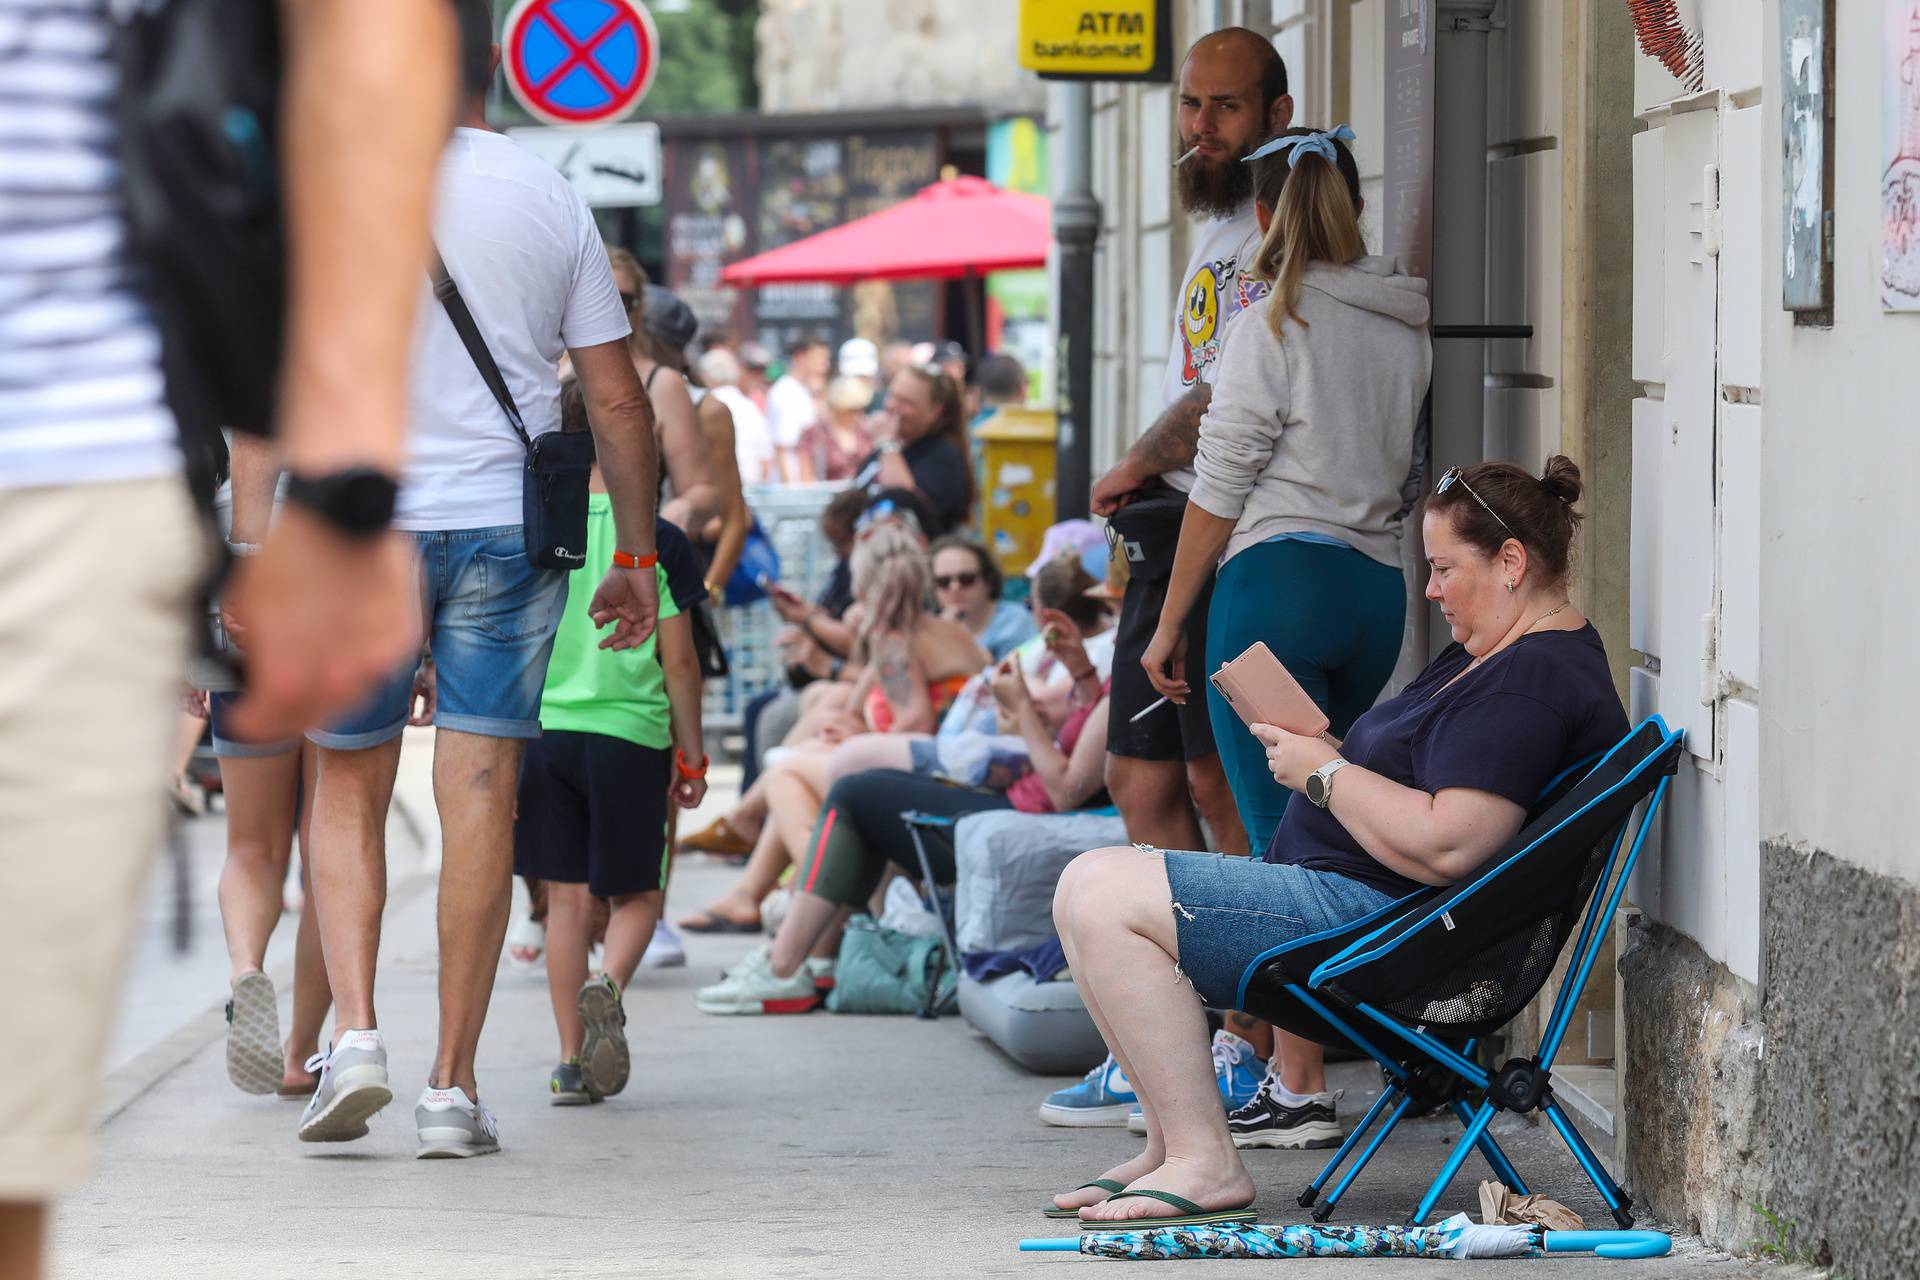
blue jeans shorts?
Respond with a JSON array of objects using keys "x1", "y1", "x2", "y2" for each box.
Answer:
[
  {"x1": 207, "y1": 691, "x2": 300, "y2": 759},
  {"x1": 310, "y1": 526, "x2": 568, "y2": 749},
  {"x1": 1160, "y1": 849, "x2": 1396, "y2": 1012}
]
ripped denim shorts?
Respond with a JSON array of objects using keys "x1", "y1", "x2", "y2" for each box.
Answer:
[{"x1": 1158, "y1": 850, "x2": 1395, "y2": 1012}]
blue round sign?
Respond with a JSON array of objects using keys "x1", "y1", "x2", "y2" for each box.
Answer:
[{"x1": 502, "y1": 0, "x2": 659, "y2": 128}]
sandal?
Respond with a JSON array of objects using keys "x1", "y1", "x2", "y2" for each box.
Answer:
[
  {"x1": 677, "y1": 908, "x2": 763, "y2": 935},
  {"x1": 1079, "y1": 1189, "x2": 1258, "y2": 1230},
  {"x1": 1043, "y1": 1178, "x2": 1125, "y2": 1219},
  {"x1": 679, "y1": 815, "x2": 754, "y2": 857}
]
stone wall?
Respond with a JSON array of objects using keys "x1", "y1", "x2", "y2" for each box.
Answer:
[
  {"x1": 756, "y1": 0, "x2": 1046, "y2": 115},
  {"x1": 1622, "y1": 844, "x2": 1920, "y2": 1279}
]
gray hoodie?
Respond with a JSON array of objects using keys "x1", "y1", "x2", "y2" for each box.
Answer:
[{"x1": 1188, "y1": 254, "x2": 1433, "y2": 569}]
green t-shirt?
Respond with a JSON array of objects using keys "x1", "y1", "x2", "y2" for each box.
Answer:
[{"x1": 538, "y1": 495, "x2": 679, "y2": 748}]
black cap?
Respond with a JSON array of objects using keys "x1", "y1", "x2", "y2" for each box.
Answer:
[{"x1": 640, "y1": 288, "x2": 699, "y2": 351}]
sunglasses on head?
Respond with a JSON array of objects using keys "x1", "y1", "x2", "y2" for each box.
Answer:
[
  {"x1": 933, "y1": 571, "x2": 980, "y2": 590},
  {"x1": 1435, "y1": 466, "x2": 1517, "y2": 542}
]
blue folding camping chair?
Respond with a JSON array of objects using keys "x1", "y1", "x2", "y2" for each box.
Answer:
[{"x1": 1239, "y1": 716, "x2": 1686, "y2": 1227}]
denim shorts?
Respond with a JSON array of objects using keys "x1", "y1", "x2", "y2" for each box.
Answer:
[
  {"x1": 1160, "y1": 849, "x2": 1395, "y2": 1012},
  {"x1": 207, "y1": 691, "x2": 300, "y2": 759},
  {"x1": 310, "y1": 527, "x2": 568, "y2": 749}
]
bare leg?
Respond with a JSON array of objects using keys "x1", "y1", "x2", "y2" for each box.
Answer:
[
  {"x1": 1274, "y1": 1029, "x2": 1328, "y2": 1095},
  {"x1": 767, "y1": 893, "x2": 848, "y2": 977},
  {"x1": 284, "y1": 747, "x2": 332, "y2": 1087},
  {"x1": 683, "y1": 754, "x2": 828, "y2": 926},
  {"x1": 0, "y1": 1202, "x2": 45, "y2": 1280},
  {"x1": 1186, "y1": 753, "x2": 1248, "y2": 856},
  {"x1": 544, "y1": 880, "x2": 594, "y2": 1061},
  {"x1": 1056, "y1": 848, "x2": 1253, "y2": 1224},
  {"x1": 1107, "y1": 756, "x2": 1204, "y2": 852},
  {"x1": 600, "y1": 890, "x2": 663, "y2": 990},
  {"x1": 428, "y1": 729, "x2": 522, "y2": 1095},
  {"x1": 1227, "y1": 1012, "x2": 1275, "y2": 1060},
  {"x1": 308, "y1": 738, "x2": 404, "y2": 1033},
  {"x1": 823, "y1": 733, "x2": 914, "y2": 784},
  {"x1": 216, "y1": 750, "x2": 301, "y2": 981},
  {"x1": 1048, "y1": 848, "x2": 1169, "y2": 1211}
]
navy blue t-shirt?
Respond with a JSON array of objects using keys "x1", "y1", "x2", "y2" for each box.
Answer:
[{"x1": 1266, "y1": 624, "x2": 1629, "y2": 897}]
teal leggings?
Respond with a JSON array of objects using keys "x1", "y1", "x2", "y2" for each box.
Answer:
[{"x1": 1203, "y1": 537, "x2": 1406, "y2": 856}]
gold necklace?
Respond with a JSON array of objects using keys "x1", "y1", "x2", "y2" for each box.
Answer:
[{"x1": 1461, "y1": 599, "x2": 1574, "y2": 673}]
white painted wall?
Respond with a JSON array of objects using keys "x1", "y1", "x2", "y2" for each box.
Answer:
[
  {"x1": 1758, "y1": 0, "x2": 1920, "y2": 891},
  {"x1": 1626, "y1": 7, "x2": 1766, "y2": 983}
]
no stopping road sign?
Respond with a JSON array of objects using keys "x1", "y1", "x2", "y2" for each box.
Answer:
[{"x1": 503, "y1": 0, "x2": 659, "y2": 128}]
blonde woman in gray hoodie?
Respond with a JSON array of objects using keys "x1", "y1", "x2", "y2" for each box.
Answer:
[{"x1": 1141, "y1": 124, "x2": 1432, "y2": 861}]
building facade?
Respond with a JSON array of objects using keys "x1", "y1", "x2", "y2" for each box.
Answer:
[{"x1": 1060, "y1": 3, "x2": 1918, "y2": 1275}]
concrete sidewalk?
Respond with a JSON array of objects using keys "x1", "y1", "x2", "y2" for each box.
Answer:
[{"x1": 55, "y1": 752, "x2": 1772, "y2": 1278}]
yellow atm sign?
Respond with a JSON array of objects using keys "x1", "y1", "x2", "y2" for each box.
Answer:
[{"x1": 1018, "y1": 0, "x2": 1173, "y2": 82}]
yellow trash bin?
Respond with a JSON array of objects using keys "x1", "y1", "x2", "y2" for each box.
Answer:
[{"x1": 972, "y1": 408, "x2": 1058, "y2": 595}]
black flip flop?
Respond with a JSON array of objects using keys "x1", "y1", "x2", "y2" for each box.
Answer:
[{"x1": 678, "y1": 910, "x2": 762, "y2": 935}]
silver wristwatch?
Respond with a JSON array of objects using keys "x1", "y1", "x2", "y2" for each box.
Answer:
[{"x1": 1305, "y1": 757, "x2": 1350, "y2": 808}]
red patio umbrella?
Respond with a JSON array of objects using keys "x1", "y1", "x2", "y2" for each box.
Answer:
[{"x1": 719, "y1": 175, "x2": 1050, "y2": 287}]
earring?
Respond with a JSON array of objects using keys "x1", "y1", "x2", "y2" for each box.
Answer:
[{"x1": 1505, "y1": 580, "x2": 1516, "y2": 593}]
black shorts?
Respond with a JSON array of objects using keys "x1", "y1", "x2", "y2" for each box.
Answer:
[
  {"x1": 513, "y1": 729, "x2": 671, "y2": 898},
  {"x1": 1106, "y1": 570, "x2": 1218, "y2": 762}
]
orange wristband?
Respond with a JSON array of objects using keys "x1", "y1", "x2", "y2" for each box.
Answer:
[
  {"x1": 675, "y1": 749, "x2": 708, "y2": 780},
  {"x1": 612, "y1": 550, "x2": 657, "y2": 569}
]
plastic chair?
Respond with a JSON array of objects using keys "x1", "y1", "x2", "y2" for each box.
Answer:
[{"x1": 1240, "y1": 717, "x2": 1685, "y2": 1227}]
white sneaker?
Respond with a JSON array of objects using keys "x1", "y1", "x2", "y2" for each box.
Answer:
[
  {"x1": 803, "y1": 955, "x2": 836, "y2": 994},
  {"x1": 297, "y1": 1029, "x2": 391, "y2": 1143},
  {"x1": 415, "y1": 1085, "x2": 500, "y2": 1159},
  {"x1": 695, "y1": 945, "x2": 820, "y2": 1015},
  {"x1": 640, "y1": 920, "x2": 687, "y2": 969}
]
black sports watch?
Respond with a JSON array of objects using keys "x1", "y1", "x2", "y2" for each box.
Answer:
[{"x1": 283, "y1": 467, "x2": 399, "y2": 539}]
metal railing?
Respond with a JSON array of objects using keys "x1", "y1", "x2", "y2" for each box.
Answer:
[{"x1": 699, "y1": 482, "x2": 846, "y2": 734}]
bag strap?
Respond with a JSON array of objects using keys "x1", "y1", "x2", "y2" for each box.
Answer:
[{"x1": 427, "y1": 243, "x2": 531, "y2": 451}]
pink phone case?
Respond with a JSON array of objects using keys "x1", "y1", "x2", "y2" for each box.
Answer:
[{"x1": 1209, "y1": 642, "x2": 1330, "y2": 738}]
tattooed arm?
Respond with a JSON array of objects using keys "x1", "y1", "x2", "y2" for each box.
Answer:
[
  {"x1": 868, "y1": 631, "x2": 933, "y2": 734},
  {"x1": 1089, "y1": 383, "x2": 1212, "y2": 516}
]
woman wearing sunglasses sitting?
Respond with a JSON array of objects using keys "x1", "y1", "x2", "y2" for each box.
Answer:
[
  {"x1": 1046, "y1": 455, "x2": 1627, "y2": 1229},
  {"x1": 929, "y1": 536, "x2": 1036, "y2": 661}
]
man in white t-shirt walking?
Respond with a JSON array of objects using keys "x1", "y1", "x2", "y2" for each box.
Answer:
[
  {"x1": 271, "y1": 9, "x2": 662, "y2": 1160},
  {"x1": 765, "y1": 335, "x2": 829, "y2": 481}
]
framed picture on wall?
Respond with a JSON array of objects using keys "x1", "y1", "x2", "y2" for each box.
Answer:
[{"x1": 1782, "y1": 0, "x2": 1835, "y2": 316}]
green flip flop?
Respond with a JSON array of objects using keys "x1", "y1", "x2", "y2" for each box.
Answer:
[
  {"x1": 1077, "y1": 1188, "x2": 1258, "y2": 1230},
  {"x1": 1042, "y1": 1178, "x2": 1126, "y2": 1219}
]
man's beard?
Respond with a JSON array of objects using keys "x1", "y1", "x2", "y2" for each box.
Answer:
[{"x1": 1175, "y1": 136, "x2": 1256, "y2": 219}]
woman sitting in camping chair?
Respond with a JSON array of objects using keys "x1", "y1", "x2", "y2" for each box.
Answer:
[{"x1": 1047, "y1": 454, "x2": 1628, "y2": 1229}]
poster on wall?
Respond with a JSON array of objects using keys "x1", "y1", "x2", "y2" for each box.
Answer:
[
  {"x1": 664, "y1": 138, "x2": 757, "y2": 341},
  {"x1": 1382, "y1": 0, "x2": 1434, "y2": 280},
  {"x1": 1781, "y1": 0, "x2": 1833, "y2": 313},
  {"x1": 1884, "y1": 1, "x2": 1920, "y2": 310}
]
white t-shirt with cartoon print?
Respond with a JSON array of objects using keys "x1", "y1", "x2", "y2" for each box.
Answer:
[{"x1": 1156, "y1": 201, "x2": 1268, "y2": 493}]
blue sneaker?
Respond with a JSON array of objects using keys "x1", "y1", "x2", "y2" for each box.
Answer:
[
  {"x1": 1126, "y1": 1032, "x2": 1266, "y2": 1133},
  {"x1": 1039, "y1": 1054, "x2": 1138, "y2": 1127}
]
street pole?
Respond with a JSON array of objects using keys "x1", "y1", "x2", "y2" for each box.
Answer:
[{"x1": 1053, "y1": 82, "x2": 1100, "y2": 519}]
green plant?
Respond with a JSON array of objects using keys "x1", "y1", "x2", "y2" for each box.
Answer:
[{"x1": 1747, "y1": 1201, "x2": 1828, "y2": 1268}]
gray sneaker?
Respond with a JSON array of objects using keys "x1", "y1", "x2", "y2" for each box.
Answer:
[
  {"x1": 415, "y1": 1085, "x2": 500, "y2": 1158},
  {"x1": 576, "y1": 975, "x2": 629, "y2": 1098},
  {"x1": 297, "y1": 1029, "x2": 392, "y2": 1143},
  {"x1": 549, "y1": 1059, "x2": 597, "y2": 1106}
]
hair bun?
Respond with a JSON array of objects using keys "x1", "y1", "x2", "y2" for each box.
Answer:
[{"x1": 1539, "y1": 455, "x2": 1583, "y2": 505}]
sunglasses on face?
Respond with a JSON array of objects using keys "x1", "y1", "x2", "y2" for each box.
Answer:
[
  {"x1": 933, "y1": 571, "x2": 981, "y2": 590},
  {"x1": 1434, "y1": 466, "x2": 1518, "y2": 542}
]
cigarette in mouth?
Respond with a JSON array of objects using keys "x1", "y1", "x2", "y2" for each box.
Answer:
[{"x1": 1172, "y1": 145, "x2": 1199, "y2": 168}]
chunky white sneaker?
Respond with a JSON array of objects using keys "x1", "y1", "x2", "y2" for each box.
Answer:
[
  {"x1": 695, "y1": 944, "x2": 819, "y2": 1015},
  {"x1": 297, "y1": 1029, "x2": 391, "y2": 1143},
  {"x1": 640, "y1": 920, "x2": 687, "y2": 969},
  {"x1": 415, "y1": 1085, "x2": 500, "y2": 1159}
]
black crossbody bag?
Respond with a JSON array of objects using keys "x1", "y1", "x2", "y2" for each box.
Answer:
[{"x1": 428, "y1": 247, "x2": 595, "y2": 572}]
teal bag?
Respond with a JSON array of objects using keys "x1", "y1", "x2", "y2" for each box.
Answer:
[{"x1": 826, "y1": 914, "x2": 958, "y2": 1016}]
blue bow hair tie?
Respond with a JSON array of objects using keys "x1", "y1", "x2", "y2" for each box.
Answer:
[{"x1": 1242, "y1": 124, "x2": 1357, "y2": 168}]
